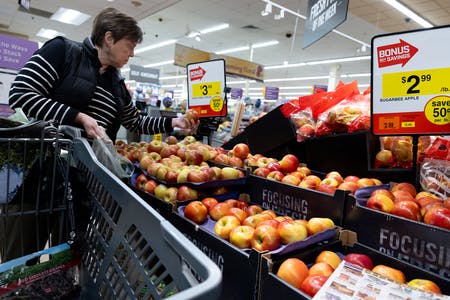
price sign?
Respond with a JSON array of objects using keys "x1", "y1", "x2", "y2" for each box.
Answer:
[
  {"x1": 187, "y1": 59, "x2": 227, "y2": 117},
  {"x1": 371, "y1": 26, "x2": 450, "y2": 135}
]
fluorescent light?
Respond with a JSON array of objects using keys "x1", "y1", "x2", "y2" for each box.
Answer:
[
  {"x1": 135, "y1": 39, "x2": 177, "y2": 54},
  {"x1": 36, "y1": 28, "x2": 64, "y2": 39},
  {"x1": 144, "y1": 60, "x2": 174, "y2": 68},
  {"x1": 384, "y1": 0, "x2": 433, "y2": 28},
  {"x1": 200, "y1": 23, "x2": 229, "y2": 34},
  {"x1": 279, "y1": 86, "x2": 311, "y2": 90},
  {"x1": 160, "y1": 75, "x2": 186, "y2": 80},
  {"x1": 265, "y1": 62, "x2": 307, "y2": 70},
  {"x1": 280, "y1": 92, "x2": 310, "y2": 96},
  {"x1": 265, "y1": 75, "x2": 329, "y2": 83},
  {"x1": 51, "y1": 8, "x2": 90, "y2": 25},
  {"x1": 252, "y1": 40, "x2": 279, "y2": 48},
  {"x1": 227, "y1": 80, "x2": 256, "y2": 84},
  {"x1": 161, "y1": 84, "x2": 179, "y2": 88},
  {"x1": 306, "y1": 56, "x2": 370, "y2": 65},
  {"x1": 215, "y1": 46, "x2": 250, "y2": 54},
  {"x1": 341, "y1": 73, "x2": 371, "y2": 78}
]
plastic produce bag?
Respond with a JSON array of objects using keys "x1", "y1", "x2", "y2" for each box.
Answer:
[{"x1": 92, "y1": 136, "x2": 134, "y2": 179}]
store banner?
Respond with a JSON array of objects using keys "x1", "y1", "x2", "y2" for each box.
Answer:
[
  {"x1": 230, "y1": 88, "x2": 243, "y2": 99},
  {"x1": 0, "y1": 34, "x2": 38, "y2": 70},
  {"x1": 263, "y1": 86, "x2": 279, "y2": 100},
  {"x1": 303, "y1": 0, "x2": 349, "y2": 48},
  {"x1": 313, "y1": 84, "x2": 328, "y2": 94},
  {"x1": 129, "y1": 65, "x2": 160, "y2": 85},
  {"x1": 174, "y1": 43, "x2": 264, "y2": 82}
]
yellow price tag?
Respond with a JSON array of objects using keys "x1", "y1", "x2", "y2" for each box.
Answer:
[
  {"x1": 153, "y1": 133, "x2": 162, "y2": 142},
  {"x1": 382, "y1": 67, "x2": 450, "y2": 97},
  {"x1": 424, "y1": 95, "x2": 450, "y2": 125},
  {"x1": 210, "y1": 96, "x2": 224, "y2": 112},
  {"x1": 192, "y1": 81, "x2": 221, "y2": 98}
]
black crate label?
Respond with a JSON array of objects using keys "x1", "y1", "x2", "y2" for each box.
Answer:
[
  {"x1": 260, "y1": 188, "x2": 309, "y2": 219},
  {"x1": 183, "y1": 233, "x2": 225, "y2": 271}
]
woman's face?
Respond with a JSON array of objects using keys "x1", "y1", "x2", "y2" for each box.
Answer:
[{"x1": 108, "y1": 36, "x2": 137, "y2": 68}]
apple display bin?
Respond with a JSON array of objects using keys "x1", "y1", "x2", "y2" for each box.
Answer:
[
  {"x1": 244, "y1": 175, "x2": 348, "y2": 226},
  {"x1": 221, "y1": 106, "x2": 297, "y2": 155},
  {"x1": 70, "y1": 136, "x2": 222, "y2": 300},
  {"x1": 288, "y1": 131, "x2": 416, "y2": 184},
  {"x1": 344, "y1": 193, "x2": 450, "y2": 282},
  {"x1": 258, "y1": 239, "x2": 450, "y2": 300}
]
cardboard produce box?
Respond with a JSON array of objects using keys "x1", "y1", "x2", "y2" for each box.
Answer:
[
  {"x1": 258, "y1": 237, "x2": 450, "y2": 300},
  {"x1": 344, "y1": 194, "x2": 450, "y2": 281}
]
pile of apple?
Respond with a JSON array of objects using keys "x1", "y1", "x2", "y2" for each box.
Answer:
[
  {"x1": 183, "y1": 198, "x2": 335, "y2": 252},
  {"x1": 277, "y1": 250, "x2": 443, "y2": 297},
  {"x1": 366, "y1": 181, "x2": 450, "y2": 230}
]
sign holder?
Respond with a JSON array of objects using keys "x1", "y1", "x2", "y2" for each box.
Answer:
[{"x1": 371, "y1": 25, "x2": 450, "y2": 188}]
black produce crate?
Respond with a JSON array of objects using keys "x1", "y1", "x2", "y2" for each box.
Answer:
[
  {"x1": 245, "y1": 175, "x2": 348, "y2": 226},
  {"x1": 344, "y1": 195, "x2": 450, "y2": 280},
  {"x1": 289, "y1": 131, "x2": 415, "y2": 184},
  {"x1": 168, "y1": 211, "x2": 261, "y2": 300},
  {"x1": 222, "y1": 106, "x2": 297, "y2": 155},
  {"x1": 258, "y1": 240, "x2": 450, "y2": 300}
]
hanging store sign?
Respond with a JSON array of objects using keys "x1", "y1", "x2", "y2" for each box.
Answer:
[
  {"x1": 230, "y1": 88, "x2": 243, "y2": 100},
  {"x1": 0, "y1": 34, "x2": 38, "y2": 70},
  {"x1": 263, "y1": 86, "x2": 279, "y2": 100},
  {"x1": 129, "y1": 65, "x2": 160, "y2": 85},
  {"x1": 187, "y1": 59, "x2": 227, "y2": 117},
  {"x1": 371, "y1": 25, "x2": 450, "y2": 136},
  {"x1": 303, "y1": 0, "x2": 349, "y2": 48}
]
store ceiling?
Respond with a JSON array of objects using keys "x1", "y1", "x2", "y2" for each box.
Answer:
[{"x1": 1, "y1": 0, "x2": 450, "y2": 100}]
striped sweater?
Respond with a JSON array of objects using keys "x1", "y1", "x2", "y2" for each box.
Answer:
[{"x1": 9, "y1": 37, "x2": 173, "y2": 139}]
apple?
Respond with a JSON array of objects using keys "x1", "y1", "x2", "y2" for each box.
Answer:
[
  {"x1": 306, "y1": 217, "x2": 335, "y2": 236},
  {"x1": 277, "y1": 219, "x2": 308, "y2": 244},
  {"x1": 267, "y1": 171, "x2": 284, "y2": 182},
  {"x1": 317, "y1": 182, "x2": 337, "y2": 194},
  {"x1": 187, "y1": 168, "x2": 209, "y2": 183},
  {"x1": 185, "y1": 109, "x2": 200, "y2": 123},
  {"x1": 391, "y1": 182, "x2": 417, "y2": 198},
  {"x1": 246, "y1": 205, "x2": 263, "y2": 216},
  {"x1": 220, "y1": 167, "x2": 242, "y2": 180},
  {"x1": 416, "y1": 191, "x2": 440, "y2": 201},
  {"x1": 209, "y1": 202, "x2": 232, "y2": 221},
  {"x1": 160, "y1": 145, "x2": 177, "y2": 158},
  {"x1": 417, "y1": 196, "x2": 442, "y2": 210},
  {"x1": 423, "y1": 206, "x2": 450, "y2": 230},
  {"x1": 289, "y1": 171, "x2": 306, "y2": 181},
  {"x1": 300, "y1": 275, "x2": 328, "y2": 297},
  {"x1": 156, "y1": 165, "x2": 169, "y2": 181},
  {"x1": 214, "y1": 215, "x2": 241, "y2": 240},
  {"x1": 184, "y1": 201, "x2": 208, "y2": 224},
  {"x1": 337, "y1": 181, "x2": 359, "y2": 194},
  {"x1": 226, "y1": 207, "x2": 248, "y2": 223},
  {"x1": 176, "y1": 185, "x2": 198, "y2": 201},
  {"x1": 266, "y1": 161, "x2": 282, "y2": 172},
  {"x1": 201, "y1": 197, "x2": 219, "y2": 211},
  {"x1": 185, "y1": 150, "x2": 204, "y2": 165},
  {"x1": 274, "y1": 215, "x2": 293, "y2": 223},
  {"x1": 154, "y1": 184, "x2": 168, "y2": 199},
  {"x1": 176, "y1": 168, "x2": 190, "y2": 183},
  {"x1": 298, "y1": 124, "x2": 315, "y2": 138},
  {"x1": 299, "y1": 175, "x2": 321, "y2": 190},
  {"x1": 371, "y1": 178, "x2": 383, "y2": 186},
  {"x1": 356, "y1": 177, "x2": 375, "y2": 188},
  {"x1": 260, "y1": 209, "x2": 277, "y2": 219},
  {"x1": 366, "y1": 193, "x2": 395, "y2": 213},
  {"x1": 232, "y1": 143, "x2": 250, "y2": 159},
  {"x1": 164, "y1": 169, "x2": 180, "y2": 183},
  {"x1": 372, "y1": 265, "x2": 406, "y2": 283},
  {"x1": 147, "y1": 140, "x2": 165, "y2": 153},
  {"x1": 375, "y1": 149, "x2": 394, "y2": 167},
  {"x1": 391, "y1": 200, "x2": 421, "y2": 221},
  {"x1": 308, "y1": 262, "x2": 334, "y2": 277},
  {"x1": 242, "y1": 213, "x2": 272, "y2": 228},
  {"x1": 325, "y1": 171, "x2": 344, "y2": 184},
  {"x1": 256, "y1": 157, "x2": 275, "y2": 168},
  {"x1": 139, "y1": 154, "x2": 153, "y2": 170},
  {"x1": 279, "y1": 154, "x2": 299, "y2": 173},
  {"x1": 183, "y1": 135, "x2": 197, "y2": 144},
  {"x1": 135, "y1": 174, "x2": 148, "y2": 190},
  {"x1": 165, "y1": 135, "x2": 178, "y2": 145},
  {"x1": 251, "y1": 224, "x2": 281, "y2": 252},
  {"x1": 297, "y1": 166, "x2": 311, "y2": 176},
  {"x1": 344, "y1": 175, "x2": 360, "y2": 183},
  {"x1": 256, "y1": 219, "x2": 280, "y2": 229},
  {"x1": 392, "y1": 190, "x2": 416, "y2": 203},
  {"x1": 407, "y1": 279, "x2": 441, "y2": 294},
  {"x1": 371, "y1": 189, "x2": 396, "y2": 202},
  {"x1": 144, "y1": 179, "x2": 157, "y2": 194},
  {"x1": 214, "y1": 153, "x2": 230, "y2": 165},
  {"x1": 163, "y1": 187, "x2": 178, "y2": 203},
  {"x1": 228, "y1": 156, "x2": 244, "y2": 168},
  {"x1": 343, "y1": 253, "x2": 374, "y2": 270},
  {"x1": 196, "y1": 145, "x2": 212, "y2": 161},
  {"x1": 444, "y1": 197, "x2": 450, "y2": 209},
  {"x1": 229, "y1": 225, "x2": 255, "y2": 249},
  {"x1": 281, "y1": 174, "x2": 301, "y2": 186},
  {"x1": 176, "y1": 147, "x2": 187, "y2": 161},
  {"x1": 276, "y1": 258, "x2": 309, "y2": 289},
  {"x1": 315, "y1": 250, "x2": 341, "y2": 270},
  {"x1": 253, "y1": 167, "x2": 271, "y2": 178}
]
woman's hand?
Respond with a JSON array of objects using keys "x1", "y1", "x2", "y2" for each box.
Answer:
[
  {"x1": 75, "y1": 112, "x2": 106, "y2": 139},
  {"x1": 172, "y1": 117, "x2": 199, "y2": 133}
]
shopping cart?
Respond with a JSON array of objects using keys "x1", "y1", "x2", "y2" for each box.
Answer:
[{"x1": 65, "y1": 126, "x2": 223, "y2": 299}]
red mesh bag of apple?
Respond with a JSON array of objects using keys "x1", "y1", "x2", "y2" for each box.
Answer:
[
  {"x1": 291, "y1": 109, "x2": 316, "y2": 142},
  {"x1": 375, "y1": 136, "x2": 431, "y2": 168}
]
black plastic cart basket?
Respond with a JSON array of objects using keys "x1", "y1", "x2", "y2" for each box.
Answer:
[{"x1": 68, "y1": 129, "x2": 222, "y2": 299}]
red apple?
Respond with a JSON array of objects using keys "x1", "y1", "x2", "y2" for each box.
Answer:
[
  {"x1": 185, "y1": 108, "x2": 200, "y2": 123},
  {"x1": 164, "y1": 169, "x2": 180, "y2": 183},
  {"x1": 279, "y1": 154, "x2": 299, "y2": 173},
  {"x1": 423, "y1": 206, "x2": 450, "y2": 230},
  {"x1": 147, "y1": 140, "x2": 165, "y2": 153},
  {"x1": 226, "y1": 207, "x2": 248, "y2": 223},
  {"x1": 214, "y1": 153, "x2": 230, "y2": 165},
  {"x1": 281, "y1": 174, "x2": 301, "y2": 186},
  {"x1": 143, "y1": 179, "x2": 157, "y2": 194},
  {"x1": 184, "y1": 201, "x2": 208, "y2": 224},
  {"x1": 276, "y1": 258, "x2": 309, "y2": 289},
  {"x1": 417, "y1": 196, "x2": 442, "y2": 209},
  {"x1": 246, "y1": 205, "x2": 263, "y2": 216},
  {"x1": 308, "y1": 262, "x2": 334, "y2": 277},
  {"x1": 228, "y1": 156, "x2": 244, "y2": 168},
  {"x1": 298, "y1": 124, "x2": 315, "y2": 138},
  {"x1": 267, "y1": 170, "x2": 284, "y2": 181},
  {"x1": 372, "y1": 265, "x2": 406, "y2": 283},
  {"x1": 251, "y1": 224, "x2": 281, "y2": 252},
  {"x1": 232, "y1": 143, "x2": 250, "y2": 160},
  {"x1": 176, "y1": 185, "x2": 198, "y2": 201},
  {"x1": 367, "y1": 193, "x2": 395, "y2": 213},
  {"x1": 371, "y1": 189, "x2": 396, "y2": 202},
  {"x1": 209, "y1": 202, "x2": 232, "y2": 221},
  {"x1": 407, "y1": 279, "x2": 442, "y2": 294},
  {"x1": 306, "y1": 218, "x2": 335, "y2": 236},
  {"x1": 300, "y1": 275, "x2": 328, "y2": 297},
  {"x1": 375, "y1": 149, "x2": 394, "y2": 167},
  {"x1": 344, "y1": 175, "x2": 360, "y2": 183},
  {"x1": 135, "y1": 174, "x2": 148, "y2": 190},
  {"x1": 229, "y1": 225, "x2": 255, "y2": 249},
  {"x1": 253, "y1": 167, "x2": 271, "y2": 178},
  {"x1": 256, "y1": 219, "x2": 280, "y2": 229},
  {"x1": 317, "y1": 181, "x2": 337, "y2": 194},
  {"x1": 289, "y1": 171, "x2": 306, "y2": 181},
  {"x1": 201, "y1": 197, "x2": 219, "y2": 211},
  {"x1": 337, "y1": 181, "x2": 359, "y2": 194},
  {"x1": 392, "y1": 190, "x2": 416, "y2": 203},
  {"x1": 261, "y1": 209, "x2": 277, "y2": 219},
  {"x1": 242, "y1": 213, "x2": 272, "y2": 228},
  {"x1": 165, "y1": 135, "x2": 178, "y2": 145},
  {"x1": 391, "y1": 182, "x2": 417, "y2": 198},
  {"x1": 139, "y1": 154, "x2": 153, "y2": 170},
  {"x1": 185, "y1": 150, "x2": 204, "y2": 166},
  {"x1": 325, "y1": 171, "x2": 344, "y2": 184},
  {"x1": 343, "y1": 253, "x2": 374, "y2": 270},
  {"x1": 315, "y1": 250, "x2": 342, "y2": 270},
  {"x1": 357, "y1": 177, "x2": 375, "y2": 188},
  {"x1": 187, "y1": 168, "x2": 209, "y2": 183},
  {"x1": 391, "y1": 200, "x2": 421, "y2": 221},
  {"x1": 277, "y1": 219, "x2": 308, "y2": 244},
  {"x1": 266, "y1": 161, "x2": 282, "y2": 172},
  {"x1": 214, "y1": 215, "x2": 241, "y2": 240},
  {"x1": 297, "y1": 166, "x2": 311, "y2": 176}
]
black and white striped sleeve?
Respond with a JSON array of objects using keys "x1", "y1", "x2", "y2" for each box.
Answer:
[{"x1": 8, "y1": 38, "x2": 79, "y2": 125}]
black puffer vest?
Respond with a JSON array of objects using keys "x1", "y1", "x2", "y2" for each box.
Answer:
[{"x1": 48, "y1": 37, "x2": 129, "y2": 140}]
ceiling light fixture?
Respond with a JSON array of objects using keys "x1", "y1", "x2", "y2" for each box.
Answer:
[
  {"x1": 215, "y1": 40, "x2": 278, "y2": 54},
  {"x1": 215, "y1": 46, "x2": 250, "y2": 55},
  {"x1": 50, "y1": 8, "x2": 90, "y2": 25},
  {"x1": 199, "y1": 23, "x2": 229, "y2": 34},
  {"x1": 36, "y1": 28, "x2": 64, "y2": 39},
  {"x1": 135, "y1": 39, "x2": 177, "y2": 54},
  {"x1": 144, "y1": 60, "x2": 174, "y2": 68},
  {"x1": 384, "y1": 0, "x2": 433, "y2": 28},
  {"x1": 265, "y1": 55, "x2": 370, "y2": 69},
  {"x1": 265, "y1": 75, "x2": 329, "y2": 83},
  {"x1": 274, "y1": 9, "x2": 285, "y2": 20},
  {"x1": 252, "y1": 40, "x2": 279, "y2": 48},
  {"x1": 160, "y1": 75, "x2": 185, "y2": 80},
  {"x1": 261, "y1": 3, "x2": 272, "y2": 16}
]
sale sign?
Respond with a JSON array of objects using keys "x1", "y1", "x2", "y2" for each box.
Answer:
[{"x1": 371, "y1": 26, "x2": 450, "y2": 135}]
